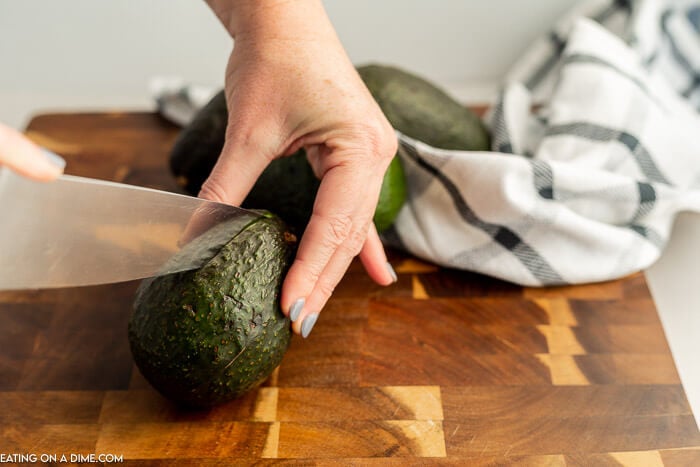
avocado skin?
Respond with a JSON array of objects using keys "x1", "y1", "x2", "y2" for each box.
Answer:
[
  {"x1": 128, "y1": 214, "x2": 294, "y2": 408},
  {"x1": 244, "y1": 149, "x2": 320, "y2": 236},
  {"x1": 374, "y1": 156, "x2": 407, "y2": 233},
  {"x1": 169, "y1": 90, "x2": 227, "y2": 196},
  {"x1": 357, "y1": 64, "x2": 491, "y2": 151}
]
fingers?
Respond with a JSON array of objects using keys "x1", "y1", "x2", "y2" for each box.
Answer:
[
  {"x1": 359, "y1": 224, "x2": 397, "y2": 286},
  {"x1": 185, "y1": 108, "x2": 282, "y2": 246},
  {"x1": 280, "y1": 161, "x2": 394, "y2": 337},
  {"x1": 197, "y1": 137, "x2": 272, "y2": 206},
  {"x1": 0, "y1": 123, "x2": 65, "y2": 181}
]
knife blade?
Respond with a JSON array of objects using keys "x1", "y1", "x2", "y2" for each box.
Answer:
[{"x1": 0, "y1": 167, "x2": 261, "y2": 290}]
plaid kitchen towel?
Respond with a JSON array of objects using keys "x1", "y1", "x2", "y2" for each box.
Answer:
[
  {"x1": 386, "y1": 0, "x2": 700, "y2": 286},
  {"x1": 155, "y1": 0, "x2": 700, "y2": 286}
]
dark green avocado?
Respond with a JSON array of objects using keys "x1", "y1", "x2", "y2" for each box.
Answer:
[
  {"x1": 128, "y1": 213, "x2": 295, "y2": 408},
  {"x1": 357, "y1": 64, "x2": 491, "y2": 151},
  {"x1": 243, "y1": 149, "x2": 320, "y2": 236},
  {"x1": 169, "y1": 90, "x2": 228, "y2": 196}
]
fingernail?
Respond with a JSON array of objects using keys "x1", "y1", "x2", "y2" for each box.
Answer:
[
  {"x1": 289, "y1": 298, "x2": 305, "y2": 322},
  {"x1": 386, "y1": 262, "x2": 398, "y2": 283},
  {"x1": 42, "y1": 149, "x2": 66, "y2": 170},
  {"x1": 301, "y1": 313, "x2": 319, "y2": 339}
]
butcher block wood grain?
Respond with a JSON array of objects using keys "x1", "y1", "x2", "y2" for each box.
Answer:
[{"x1": 0, "y1": 111, "x2": 698, "y2": 465}]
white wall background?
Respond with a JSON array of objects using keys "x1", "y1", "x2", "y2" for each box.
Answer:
[{"x1": 0, "y1": 0, "x2": 579, "y2": 128}]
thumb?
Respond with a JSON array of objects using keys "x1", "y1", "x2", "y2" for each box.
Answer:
[
  {"x1": 181, "y1": 138, "x2": 272, "y2": 245},
  {"x1": 198, "y1": 137, "x2": 272, "y2": 206}
]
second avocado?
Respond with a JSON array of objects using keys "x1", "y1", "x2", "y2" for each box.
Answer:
[{"x1": 170, "y1": 64, "x2": 490, "y2": 234}]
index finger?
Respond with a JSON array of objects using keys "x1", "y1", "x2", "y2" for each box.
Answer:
[{"x1": 0, "y1": 123, "x2": 65, "y2": 181}]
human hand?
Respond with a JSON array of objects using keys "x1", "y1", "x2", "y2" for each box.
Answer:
[
  {"x1": 0, "y1": 122, "x2": 65, "y2": 180},
  {"x1": 203, "y1": 0, "x2": 398, "y2": 337}
]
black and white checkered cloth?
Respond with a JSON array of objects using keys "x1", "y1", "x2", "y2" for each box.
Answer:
[
  {"x1": 386, "y1": 0, "x2": 700, "y2": 286},
  {"x1": 154, "y1": 0, "x2": 700, "y2": 286}
]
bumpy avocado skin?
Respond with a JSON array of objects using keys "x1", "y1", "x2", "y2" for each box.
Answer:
[
  {"x1": 128, "y1": 215, "x2": 294, "y2": 408},
  {"x1": 357, "y1": 64, "x2": 491, "y2": 151}
]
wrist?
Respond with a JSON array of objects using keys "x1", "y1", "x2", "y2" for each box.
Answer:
[{"x1": 206, "y1": 0, "x2": 335, "y2": 41}]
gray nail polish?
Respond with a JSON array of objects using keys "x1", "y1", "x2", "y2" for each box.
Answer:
[
  {"x1": 289, "y1": 298, "x2": 305, "y2": 322},
  {"x1": 42, "y1": 149, "x2": 66, "y2": 170},
  {"x1": 386, "y1": 262, "x2": 398, "y2": 283},
  {"x1": 301, "y1": 313, "x2": 319, "y2": 338}
]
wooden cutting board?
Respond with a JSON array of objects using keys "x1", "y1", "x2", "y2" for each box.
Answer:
[{"x1": 1, "y1": 112, "x2": 699, "y2": 465}]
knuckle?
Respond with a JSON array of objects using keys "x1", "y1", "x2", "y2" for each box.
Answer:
[
  {"x1": 375, "y1": 122, "x2": 399, "y2": 160},
  {"x1": 339, "y1": 227, "x2": 366, "y2": 258},
  {"x1": 223, "y1": 112, "x2": 284, "y2": 164},
  {"x1": 322, "y1": 214, "x2": 353, "y2": 250},
  {"x1": 293, "y1": 256, "x2": 323, "y2": 286},
  {"x1": 198, "y1": 176, "x2": 228, "y2": 203},
  {"x1": 349, "y1": 119, "x2": 398, "y2": 163},
  {"x1": 384, "y1": 131, "x2": 399, "y2": 158},
  {"x1": 316, "y1": 277, "x2": 337, "y2": 300}
]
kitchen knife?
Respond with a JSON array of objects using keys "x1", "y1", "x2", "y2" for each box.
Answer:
[{"x1": 0, "y1": 167, "x2": 262, "y2": 290}]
